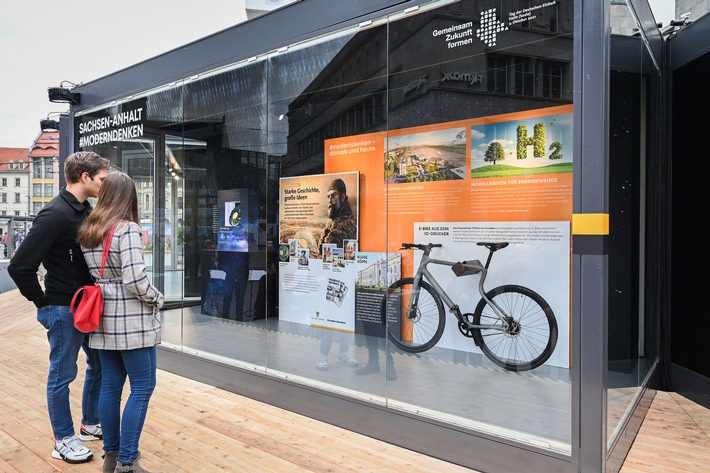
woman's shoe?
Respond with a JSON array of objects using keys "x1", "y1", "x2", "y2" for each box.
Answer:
[
  {"x1": 114, "y1": 459, "x2": 151, "y2": 473},
  {"x1": 102, "y1": 451, "x2": 118, "y2": 473}
]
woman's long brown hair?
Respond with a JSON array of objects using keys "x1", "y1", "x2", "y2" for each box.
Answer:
[{"x1": 77, "y1": 171, "x2": 140, "y2": 248}]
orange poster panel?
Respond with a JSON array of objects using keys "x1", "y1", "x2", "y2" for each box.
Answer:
[
  {"x1": 325, "y1": 132, "x2": 386, "y2": 253},
  {"x1": 325, "y1": 105, "x2": 574, "y2": 253}
]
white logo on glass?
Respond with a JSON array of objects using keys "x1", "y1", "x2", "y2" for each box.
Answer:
[{"x1": 477, "y1": 8, "x2": 508, "y2": 47}]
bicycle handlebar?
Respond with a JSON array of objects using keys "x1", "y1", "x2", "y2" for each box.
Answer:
[
  {"x1": 401, "y1": 242, "x2": 510, "y2": 252},
  {"x1": 401, "y1": 243, "x2": 442, "y2": 250}
]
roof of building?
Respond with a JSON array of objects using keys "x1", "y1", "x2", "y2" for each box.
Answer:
[
  {"x1": 0, "y1": 148, "x2": 29, "y2": 173},
  {"x1": 29, "y1": 132, "x2": 60, "y2": 158}
]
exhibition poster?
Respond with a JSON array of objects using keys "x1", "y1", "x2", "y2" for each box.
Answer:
[
  {"x1": 325, "y1": 104, "x2": 573, "y2": 252},
  {"x1": 278, "y1": 172, "x2": 360, "y2": 330},
  {"x1": 411, "y1": 221, "x2": 570, "y2": 368},
  {"x1": 280, "y1": 105, "x2": 574, "y2": 367}
]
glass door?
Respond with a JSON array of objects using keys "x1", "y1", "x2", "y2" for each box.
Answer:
[{"x1": 120, "y1": 132, "x2": 170, "y2": 300}]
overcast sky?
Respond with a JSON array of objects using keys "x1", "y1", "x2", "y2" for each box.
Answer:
[
  {"x1": 0, "y1": 1, "x2": 678, "y2": 149},
  {"x1": 648, "y1": 0, "x2": 676, "y2": 26},
  {"x1": 0, "y1": 1, "x2": 248, "y2": 148}
]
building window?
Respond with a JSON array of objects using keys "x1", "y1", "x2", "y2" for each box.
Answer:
[
  {"x1": 1, "y1": 178, "x2": 6, "y2": 186},
  {"x1": 33, "y1": 184, "x2": 42, "y2": 197},
  {"x1": 33, "y1": 202, "x2": 42, "y2": 215},
  {"x1": 487, "y1": 56, "x2": 507, "y2": 93},
  {"x1": 548, "y1": 2, "x2": 558, "y2": 33},
  {"x1": 514, "y1": 58, "x2": 534, "y2": 96},
  {"x1": 0, "y1": 193, "x2": 5, "y2": 203},
  {"x1": 542, "y1": 62, "x2": 562, "y2": 98},
  {"x1": 44, "y1": 158, "x2": 54, "y2": 178},
  {"x1": 14, "y1": 193, "x2": 21, "y2": 203},
  {"x1": 44, "y1": 184, "x2": 53, "y2": 197},
  {"x1": 15, "y1": 178, "x2": 20, "y2": 186},
  {"x1": 33, "y1": 158, "x2": 42, "y2": 178},
  {"x1": 510, "y1": 0, "x2": 531, "y2": 28},
  {"x1": 0, "y1": 211, "x2": 5, "y2": 216},
  {"x1": 14, "y1": 211, "x2": 20, "y2": 216},
  {"x1": 8, "y1": 161, "x2": 14, "y2": 170},
  {"x1": 18, "y1": 162, "x2": 25, "y2": 170}
]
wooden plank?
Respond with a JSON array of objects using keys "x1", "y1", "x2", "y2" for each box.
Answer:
[
  {"x1": 153, "y1": 372, "x2": 471, "y2": 473},
  {"x1": 2, "y1": 287, "x2": 709, "y2": 473},
  {"x1": 619, "y1": 391, "x2": 710, "y2": 473}
]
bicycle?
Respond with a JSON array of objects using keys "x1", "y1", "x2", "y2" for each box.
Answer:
[{"x1": 380, "y1": 242, "x2": 558, "y2": 371}]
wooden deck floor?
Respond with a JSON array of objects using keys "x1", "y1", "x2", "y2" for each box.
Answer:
[{"x1": 0, "y1": 288, "x2": 708, "y2": 473}]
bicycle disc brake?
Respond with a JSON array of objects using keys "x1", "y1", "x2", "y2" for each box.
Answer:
[
  {"x1": 504, "y1": 317, "x2": 521, "y2": 337},
  {"x1": 458, "y1": 313, "x2": 476, "y2": 338}
]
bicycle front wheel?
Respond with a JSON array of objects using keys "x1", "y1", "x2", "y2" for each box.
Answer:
[
  {"x1": 472, "y1": 285, "x2": 557, "y2": 371},
  {"x1": 381, "y1": 278, "x2": 445, "y2": 353}
]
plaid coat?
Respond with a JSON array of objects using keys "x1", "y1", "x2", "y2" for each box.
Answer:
[{"x1": 81, "y1": 220, "x2": 164, "y2": 350}]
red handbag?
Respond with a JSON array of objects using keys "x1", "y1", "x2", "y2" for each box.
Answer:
[{"x1": 70, "y1": 222, "x2": 119, "y2": 333}]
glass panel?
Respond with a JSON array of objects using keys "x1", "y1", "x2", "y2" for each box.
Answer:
[
  {"x1": 74, "y1": 0, "x2": 578, "y2": 455},
  {"x1": 383, "y1": 1, "x2": 573, "y2": 451},
  {"x1": 76, "y1": 95, "x2": 175, "y2": 328},
  {"x1": 267, "y1": 20, "x2": 389, "y2": 393},
  {"x1": 607, "y1": 0, "x2": 660, "y2": 449},
  {"x1": 163, "y1": 60, "x2": 269, "y2": 366}
]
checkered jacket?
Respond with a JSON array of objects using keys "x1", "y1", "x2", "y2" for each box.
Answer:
[{"x1": 81, "y1": 220, "x2": 164, "y2": 350}]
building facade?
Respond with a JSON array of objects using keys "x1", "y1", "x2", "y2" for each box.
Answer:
[
  {"x1": 0, "y1": 148, "x2": 30, "y2": 219},
  {"x1": 52, "y1": 0, "x2": 686, "y2": 471},
  {"x1": 29, "y1": 132, "x2": 60, "y2": 216}
]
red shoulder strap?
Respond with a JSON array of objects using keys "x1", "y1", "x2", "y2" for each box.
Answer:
[{"x1": 99, "y1": 221, "x2": 121, "y2": 278}]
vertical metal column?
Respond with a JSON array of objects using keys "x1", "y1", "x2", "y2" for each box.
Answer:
[{"x1": 575, "y1": 0, "x2": 610, "y2": 471}]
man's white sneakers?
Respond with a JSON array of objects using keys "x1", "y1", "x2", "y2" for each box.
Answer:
[{"x1": 52, "y1": 435, "x2": 94, "y2": 463}]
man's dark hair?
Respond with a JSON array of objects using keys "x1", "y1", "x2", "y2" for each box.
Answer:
[
  {"x1": 328, "y1": 178, "x2": 347, "y2": 195},
  {"x1": 64, "y1": 151, "x2": 111, "y2": 184}
]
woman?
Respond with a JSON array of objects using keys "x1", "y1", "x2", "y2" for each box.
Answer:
[{"x1": 77, "y1": 172, "x2": 163, "y2": 473}]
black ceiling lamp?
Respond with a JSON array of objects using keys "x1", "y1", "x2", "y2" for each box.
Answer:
[
  {"x1": 40, "y1": 119, "x2": 60, "y2": 131},
  {"x1": 47, "y1": 80, "x2": 81, "y2": 104},
  {"x1": 40, "y1": 112, "x2": 66, "y2": 132}
]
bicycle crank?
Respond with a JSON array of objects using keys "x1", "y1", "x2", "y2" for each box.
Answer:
[{"x1": 457, "y1": 313, "x2": 476, "y2": 338}]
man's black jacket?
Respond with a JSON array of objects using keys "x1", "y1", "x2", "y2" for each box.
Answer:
[{"x1": 8, "y1": 188, "x2": 94, "y2": 308}]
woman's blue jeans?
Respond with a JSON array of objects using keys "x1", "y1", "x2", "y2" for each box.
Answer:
[
  {"x1": 37, "y1": 305, "x2": 102, "y2": 440},
  {"x1": 98, "y1": 346, "x2": 156, "y2": 463}
]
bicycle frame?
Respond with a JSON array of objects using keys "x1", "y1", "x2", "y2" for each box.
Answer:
[{"x1": 409, "y1": 247, "x2": 510, "y2": 331}]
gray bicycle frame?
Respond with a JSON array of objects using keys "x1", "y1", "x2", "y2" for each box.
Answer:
[{"x1": 411, "y1": 249, "x2": 509, "y2": 331}]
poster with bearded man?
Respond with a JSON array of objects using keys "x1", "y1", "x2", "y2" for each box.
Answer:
[
  {"x1": 279, "y1": 172, "x2": 359, "y2": 258},
  {"x1": 278, "y1": 172, "x2": 360, "y2": 329}
]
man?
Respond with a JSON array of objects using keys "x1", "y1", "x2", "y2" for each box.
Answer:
[
  {"x1": 8, "y1": 151, "x2": 110, "y2": 464},
  {"x1": 317, "y1": 178, "x2": 357, "y2": 250},
  {"x1": 315, "y1": 178, "x2": 358, "y2": 371}
]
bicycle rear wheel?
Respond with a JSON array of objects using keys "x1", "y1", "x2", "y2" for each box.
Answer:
[
  {"x1": 472, "y1": 285, "x2": 557, "y2": 371},
  {"x1": 380, "y1": 278, "x2": 445, "y2": 353}
]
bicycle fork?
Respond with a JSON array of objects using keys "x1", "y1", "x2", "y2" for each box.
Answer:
[{"x1": 405, "y1": 272, "x2": 425, "y2": 319}]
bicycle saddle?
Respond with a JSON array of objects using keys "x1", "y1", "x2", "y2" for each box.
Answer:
[{"x1": 476, "y1": 242, "x2": 509, "y2": 251}]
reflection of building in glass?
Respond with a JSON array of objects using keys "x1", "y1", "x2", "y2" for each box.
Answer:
[
  {"x1": 283, "y1": 2, "x2": 572, "y2": 176},
  {"x1": 357, "y1": 253, "x2": 401, "y2": 288}
]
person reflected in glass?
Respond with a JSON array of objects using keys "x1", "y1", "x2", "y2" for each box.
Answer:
[{"x1": 315, "y1": 178, "x2": 358, "y2": 370}]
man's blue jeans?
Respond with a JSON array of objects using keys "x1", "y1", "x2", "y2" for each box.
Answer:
[
  {"x1": 37, "y1": 305, "x2": 102, "y2": 440},
  {"x1": 98, "y1": 346, "x2": 156, "y2": 463}
]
